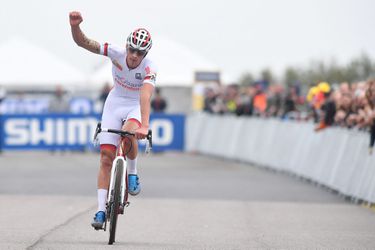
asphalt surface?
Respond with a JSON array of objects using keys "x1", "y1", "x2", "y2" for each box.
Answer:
[{"x1": 0, "y1": 151, "x2": 375, "y2": 249}]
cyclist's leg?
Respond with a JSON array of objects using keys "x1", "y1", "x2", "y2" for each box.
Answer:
[
  {"x1": 123, "y1": 103, "x2": 142, "y2": 170},
  {"x1": 97, "y1": 98, "x2": 123, "y2": 212},
  {"x1": 92, "y1": 98, "x2": 123, "y2": 228},
  {"x1": 92, "y1": 144, "x2": 116, "y2": 229},
  {"x1": 122, "y1": 118, "x2": 141, "y2": 174},
  {"x1": 123, "y1": 107, "x2": 142, "y2": 195},
  {"x1": 97, "y1": 144, "x2": 116, "y2": 206}
]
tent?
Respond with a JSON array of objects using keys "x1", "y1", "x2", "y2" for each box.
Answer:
[
  {"x1": 0, "y1": 37, "x2": 86, "y2": 90},
  {"x1": 88, "y1": 36, "x2": 222, "y2": 88}
]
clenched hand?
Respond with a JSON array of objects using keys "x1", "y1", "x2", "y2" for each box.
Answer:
[{"x1": 69, "y1": 11, "x2": 83, "y2": 26}]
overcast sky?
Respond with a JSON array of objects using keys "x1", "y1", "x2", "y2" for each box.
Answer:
[{"x1": 1, "y1": 0, "x2": 374, "y2": 82}]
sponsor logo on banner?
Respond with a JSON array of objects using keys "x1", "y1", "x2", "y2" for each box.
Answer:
[
  {"x1": 4, "y1": 117, "x2": 98, "y2": 147},
  {"x1": 0, "y1": 114, "x2": 185, "y2": 151}
]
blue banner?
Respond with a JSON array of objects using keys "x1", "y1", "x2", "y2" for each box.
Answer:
[{"x1": 0, "y1": 113, "x2": 185, "y2": 151}]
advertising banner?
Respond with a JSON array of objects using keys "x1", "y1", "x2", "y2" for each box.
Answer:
[{"x1": 0, "y1": 113, "x2": 185, "y2": 151}]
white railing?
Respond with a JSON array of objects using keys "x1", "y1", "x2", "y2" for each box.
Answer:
[{"x1": 186, "y1": 112, "x2": 375, "y2": 204}]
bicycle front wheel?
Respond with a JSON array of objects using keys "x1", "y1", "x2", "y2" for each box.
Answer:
[{"x1": 108, "y1": 159, "x2": 124, "y2": 245}]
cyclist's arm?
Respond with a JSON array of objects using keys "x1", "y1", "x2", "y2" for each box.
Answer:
[
  {"x1": 139, "y1": 83, "x2": 154, "y2": 129},
  {"x1": 69, "y1": 11, "x2": 100, "y2": 54}
]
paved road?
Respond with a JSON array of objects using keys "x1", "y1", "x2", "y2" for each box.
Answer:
[{"x1": 0, "y1": 152, "x2": 374, "y2": 249}]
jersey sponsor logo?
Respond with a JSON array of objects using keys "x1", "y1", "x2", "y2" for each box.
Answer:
[
  {"x1": 115, "y1": 78, "x2": 141, "y2": 91},
  {"x1": 144, "y1": 73, "x2": 157, "y2": 84},
  {"x1": 149, "y1": 73, "x2": 156, "y2": 81},
  {"x1": 114, "y1": 74, "x2": 143, "y2": 91},
  {"x1": 135, "y1": 73, "x2": 142, "y2": 80}
]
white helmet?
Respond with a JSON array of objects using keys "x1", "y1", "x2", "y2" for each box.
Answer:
[{"x1": 126, "y1": 28, "x2": 152, "y2": 53}]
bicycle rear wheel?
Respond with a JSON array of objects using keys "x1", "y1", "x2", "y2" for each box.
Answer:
[{"x1": 108, "y1": 160, "x2": 123, "y2": 245}]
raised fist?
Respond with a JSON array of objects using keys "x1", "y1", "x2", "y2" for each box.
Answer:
[{"x1": 69, "y1": 11, "x2": 83, "y2": 26}]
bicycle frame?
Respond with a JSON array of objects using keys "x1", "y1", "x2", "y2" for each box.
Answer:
[
  {"x1": 92, "y1": 122, "x2": 152, "y2": 244},
  {"x1": 93, "y1": 122, "x2": 152, "y2": 219}
]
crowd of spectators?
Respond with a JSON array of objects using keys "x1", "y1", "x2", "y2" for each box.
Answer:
[
  {"x1": 203, "y1": 81, "x2": 304, "y2": 118},
  {"x1": 203, "y1": 79, "x2": 375, "y2": 152}
]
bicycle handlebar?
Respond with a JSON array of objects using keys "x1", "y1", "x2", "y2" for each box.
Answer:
[
  {"x1": 101, "y1": 127, "x2": 136, "y2": 137},
  {"x1": 93, "y1": 122, "x2": 153, "y2": 153}
]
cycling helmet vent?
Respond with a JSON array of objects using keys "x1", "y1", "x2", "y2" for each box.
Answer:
[{"x1": 127, "y1": 28, "x2": 152, "y2": 52}]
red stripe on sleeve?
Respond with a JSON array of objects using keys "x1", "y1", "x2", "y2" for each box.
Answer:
[{"x1": 104, "y1": 43, "x2": 108, "y2": 56}]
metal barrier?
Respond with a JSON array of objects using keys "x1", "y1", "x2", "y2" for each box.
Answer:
[{"x1": 186, "y1": 112, "x2": 375, "y2": 203}]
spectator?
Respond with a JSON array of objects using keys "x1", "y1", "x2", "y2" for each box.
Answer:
[
  {"x1": 151, "y1": 87, "x2": 167, "y2": 113},
  {"x1": 306, "y1": 85, "x2": 320, "y2": 122},
  {"x1": 315, "y1": 90, "x2": 336, "y2": 131},
  {"x1": 365, "y1": 79, "x2": 375, "y2": 154},
  {"x1": 334, "y1": 93, "x2": 354, "y2": 127},
  {"x1": 223, "y1": 84, "x2": 239, "y2": 114},
  {"x1": 266, "y1": 84, "x2": 283, "y2": 117},
  {"x1": 48, "y1": 85, "x2": 70, "y2": 113},
  {"x1": 203, "y1": 87, "x2": 217, "y2": 113},
  {"x1": 235, "y1": 85, "x2": 254, "y2": 116},
  {"x1": 203, "y1": 87, "x2": 225, "y2": 114},
  {"x1": 282, "y1": 85, "x2": 299, "y2": 119},
  {"x1": 252, "y1": 83, "x2": 267, "y2": 116},
  {"x1": 312, "y1": 82, "x2": 336, "y2": 131},
  {"x1": 340, "y1": 82, "x2": 351, "y2": 95}
]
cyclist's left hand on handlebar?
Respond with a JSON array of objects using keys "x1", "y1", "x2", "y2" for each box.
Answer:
[{"x1": 135, "y1": 126, "x2": 148, "y2": 140}]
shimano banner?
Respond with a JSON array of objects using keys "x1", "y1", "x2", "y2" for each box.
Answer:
[{"x1": 0, "y1": 114, "x2": 185, "y2": 151}]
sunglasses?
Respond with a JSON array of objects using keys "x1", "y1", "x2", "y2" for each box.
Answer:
[{"x1": 127, "y1": 47, "x2": 146, "y2": 56}]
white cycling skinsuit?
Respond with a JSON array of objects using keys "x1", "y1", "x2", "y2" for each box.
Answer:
[{"x1": 98, "y1": 43, "x2": 157, "y2": 146}]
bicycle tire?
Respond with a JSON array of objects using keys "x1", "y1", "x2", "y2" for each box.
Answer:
[{"x1": 108, "y1": 160, "x2": 123, "y2": 245}]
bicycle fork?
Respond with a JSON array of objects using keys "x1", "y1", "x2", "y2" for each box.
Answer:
[{"x1": 106, "y1": 156, "x2": 129, "y2": 214}]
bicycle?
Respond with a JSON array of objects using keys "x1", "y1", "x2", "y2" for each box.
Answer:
[{"x1": 93, "y1": 122, "x2": 152, "y2": 245}]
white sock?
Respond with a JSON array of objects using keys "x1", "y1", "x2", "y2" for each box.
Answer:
[
  {"x1": 127, "y1": 157, "x2": 137, "y2": 175},
  {"x1": 97, "y1": 189, "x2": 108, "y2": 212}
]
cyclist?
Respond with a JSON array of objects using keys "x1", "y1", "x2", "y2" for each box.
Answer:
[{"x1": 69, "y1": 11, "x2": 157, "y2": 230}]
